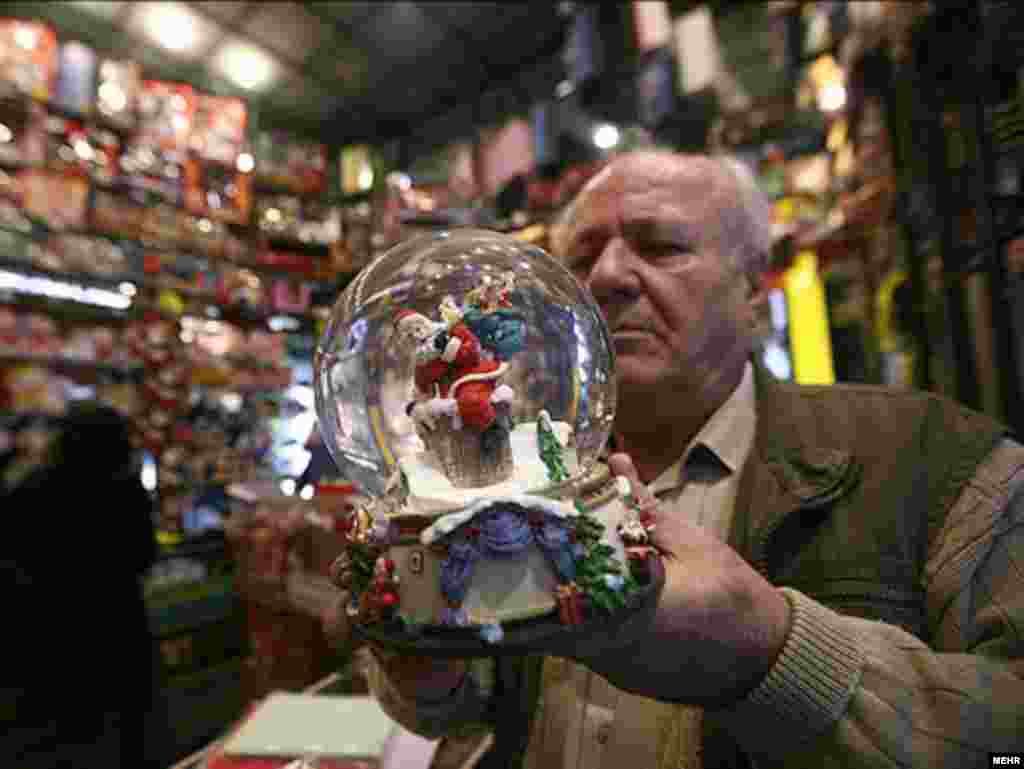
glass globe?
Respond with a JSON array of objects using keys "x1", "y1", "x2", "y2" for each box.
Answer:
[{"x1": 314, "y1": 228, "x2": 616, "y2": 499}]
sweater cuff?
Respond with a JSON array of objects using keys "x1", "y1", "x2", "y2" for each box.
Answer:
[{"x1": 719, "y1": 587, "x2": 865, "y2": 743}]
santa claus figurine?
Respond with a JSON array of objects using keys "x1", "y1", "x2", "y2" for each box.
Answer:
[{"x1": 395, "y1": 306, "x2": 514, "y2": 455}]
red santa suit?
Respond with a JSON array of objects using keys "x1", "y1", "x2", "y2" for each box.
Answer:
[{"x1": 414, "y1": 322, "x2": 503, "y2": 431}]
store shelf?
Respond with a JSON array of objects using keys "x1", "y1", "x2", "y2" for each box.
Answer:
[{"x1": 0, "y1": 351, "x2": 142, "y2": 379}]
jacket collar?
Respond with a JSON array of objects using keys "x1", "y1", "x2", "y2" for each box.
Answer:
[{"x1": 729, "y1": 361, "x2": 862, "y2": 576}]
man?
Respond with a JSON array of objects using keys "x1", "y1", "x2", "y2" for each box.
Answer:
[{"x1": 344, "y1": 152, "x2": 1024, "y2": 768}]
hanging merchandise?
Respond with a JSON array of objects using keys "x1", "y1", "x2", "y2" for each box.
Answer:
[
  {"x1": 0, "y1": 19, "x2": 58, "y2": 101},
  {"x1": 339, "y1": 144, "x2": 375, "y2": 196},
  {"x1": 52, "y1": 40, "x2": 97, "y2": 115},
  {"x1": 19, "y1": 169, "x2": 89, "y2": 232},
  {"x1": 95, "y1": 59, "x2": 140, "y2": 132},
  {"x1": 189, "y1": 94, "x2": 247, "y2": 167},
  {"x1": 782, "y1": 250, "x2": 836, "y2": 385},
  {"x1": 184, "y1": 155, "x2": 252, "y2": 226},
  {"x1": 0, "y1": 94, "x2": 44, "y2": 168},
  {"x1": 254, "y1": 131, "x2": 326, "y2": 196},
  {"x1": 137, "y1": 80, "x2": 195, "y2": 155}
]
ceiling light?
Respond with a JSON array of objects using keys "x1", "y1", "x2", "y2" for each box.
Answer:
[
  {"x1": 133, "y1": 2, "x2": 200, "y2": 54},
  {"x1": 593, "y1": 123, "x2": 620, "y2": 150},
  {"x1": 211, "y1": 40, "x2": 279, "y2": 92},
  {"x1": 236, "y1": 152, "x2": 255, "y2": 173}
]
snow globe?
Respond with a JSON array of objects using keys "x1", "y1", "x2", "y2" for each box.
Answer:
[{"x1": 314, "y1": 229, "x2": 660, "y2": 655}]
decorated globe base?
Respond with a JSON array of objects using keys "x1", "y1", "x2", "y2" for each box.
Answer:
[{"x1": 328, "y1": 455, "x2": 663, "y2": 658}]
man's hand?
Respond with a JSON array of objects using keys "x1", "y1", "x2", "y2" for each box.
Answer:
[{"x1": 557, "y1": 453, "x2": 792, "y2": 708}]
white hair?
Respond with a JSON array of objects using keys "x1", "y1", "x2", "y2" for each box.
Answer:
[
  {"x1": 712, "y1": 154, "x2": 773, "y2": 283},
  {"x1": 552, "y1": 151, "x2": 773, "y2": 283}
]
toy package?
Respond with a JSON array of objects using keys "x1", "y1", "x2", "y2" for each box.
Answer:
[
  {"x1": 0, "y1": 95, "x2": 44, "y2": 168},
  {"x1": 184, "y1": 155, "x2": 251, "y2": 225},
  {"x1": 189, "y1": 94, "x2": 247, "y2": 166},
  {"x1": 90, "y1": 188, "x2": 143, "y2": 240},
  {"x1": 254, "y1": 131, "x2": 326, "y2": 195},
  {"x1": 137, "y1": 80, "x2": 194, "y2": 154},
  {"x1": 20, "y1": 169, "x2": 89, "y2": 231},
  {"x1": 0, "y1": 20, "x2": 58, "y2": 100},
  {"x1": 53, "y1": 40, "x2": 97, "y2": 115},
  {"x1": 120, "y1": 140, "x2": 184, "y2": 206},
  {"x1": 95, "y1": 59, "x2": 139, "y2": 132}
]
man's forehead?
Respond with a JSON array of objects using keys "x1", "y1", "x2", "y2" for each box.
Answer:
[{"x1": 566, "y1": 153, "x2": 729, "y2": 234}]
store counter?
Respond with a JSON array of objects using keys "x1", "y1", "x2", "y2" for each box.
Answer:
[{"x1": 168, "y1": 671, "x2": 494, "y2": 769}]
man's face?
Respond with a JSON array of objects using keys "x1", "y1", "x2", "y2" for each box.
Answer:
[{"x1": 557, "y1": 154, "x2": 759, "y2": 400}]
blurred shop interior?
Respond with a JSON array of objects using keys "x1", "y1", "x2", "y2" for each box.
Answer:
[{"x1": 1, "y1": 1, "x2": 1023, "y2": 767}]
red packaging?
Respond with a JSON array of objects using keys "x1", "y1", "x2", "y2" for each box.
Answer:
[
  {"x1": 189, "y1": 94, "x2": 247, "y2": 165},
  {"x1": 269, "y1": 279, "x2": 311, "y2": 313},
  {"x1": 255, "y1": 249, "x2": 315, "y2": 275},
  {"x1": 20, "y1": 170, "x2": 89, "y2": 231},
  {"x1": 184, "y1": 155, "x2": 252, "y2": 225},
  {"x1": 137, "y1": 80, "x2": 194, "y2": 153},
  {"x1": 0, "y1": 20, "x2": 58, "y2": 101}
]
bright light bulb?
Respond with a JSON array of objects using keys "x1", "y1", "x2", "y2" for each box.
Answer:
[
  {"x1": 236, "y1": 152, "x2": 255, "y2": 173},
  {"x1": 216, "y1": 42, "x2": 275, "y2": 91},
  {"x1": 358, "y1": 167, "x2": 374, "y2": 190},
  {"x1": 145, "y1": 3, "x2": 196, "y2": 53},
  {"x1": 593, "y1": 123, "x2": 620, "y2": 150},
  {"x1": 818, "y1": 82, "x2": 847, "y2": 112}
]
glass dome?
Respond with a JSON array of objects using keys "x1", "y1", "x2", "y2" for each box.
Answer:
[{"x1": 314, "y1": 228, "x2": 615, "y2": 499}]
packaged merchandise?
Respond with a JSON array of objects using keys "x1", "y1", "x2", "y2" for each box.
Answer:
[
  {"x1": 0, "y1": 95, "x2": 44, "y2": 168},
  {"x1": 0, "y1": 306, "x2": 17, "y2": 349},
  {"x1": 0, "y1": 20, "x2": 58, "y2": 100},
  {"x1": 181, "y1": 212, "x2": 228, "y2": 257},
  {"x1": 269, "y1": 279, "x2": 311, "y2": 314},
  {"x1": 137, "y1": 80, "x2": 194, "y2": 154},
  {"x1": 42, "y1": 114, "x2": 90, "y2": 177},
  {"x1": 184, "y1": 156, "x2": 251, "y2": 225},
  {"x1": 96, "y1": 59, "x2": 139, "y2": 131},
  {"x1": 90, "y1": 188, "x2": 143, "y2": 239},
  {"x1": 120, "y1": 140, "x2": 184, "y2": 206},
  {"x1": 253, "y1": 248, "x2": 315, "y2": 276},
  {"x1": 254, "y1": 131, "x2": 326, "y2": 195},
  {"x1": 140, "y1": 201, "x2": 184, "y2": 245},
  {"x1": 189, "y1": 94, "x2": 247, "y2": 166},
  {"x1": 3, "y1": 364, "x2": 66, "y2": 414},
  {"x1": 20, "y1": 169, "x2": 89, "y2": 231},
  {"x1": 53, "y1": 40, "x2": 97, "y2": 115}
]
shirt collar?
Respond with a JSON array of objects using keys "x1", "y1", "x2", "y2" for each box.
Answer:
[{"x1": 647, "y1": 362, "x2": 758, "y2": 496}]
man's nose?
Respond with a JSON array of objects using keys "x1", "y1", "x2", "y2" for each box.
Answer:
[{"x1": 585, "y1": 238, "x2": 640, "y2": 305}]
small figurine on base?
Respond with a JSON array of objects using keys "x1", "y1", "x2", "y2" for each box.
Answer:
[{"x1": 394, "y1": 280, "x2": 525, "y2": 489}]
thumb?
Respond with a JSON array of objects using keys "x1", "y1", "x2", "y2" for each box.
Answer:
[{"x1": 608, "y1": 452, "x2": 656, "y2": 510}]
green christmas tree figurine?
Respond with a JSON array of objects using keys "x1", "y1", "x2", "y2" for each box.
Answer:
[{"x1": 536, "y1": 409, "x2": 568, "y2": 484}]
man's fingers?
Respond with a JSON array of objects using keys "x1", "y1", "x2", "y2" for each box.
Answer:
[{"x1": 608, "y1": 452, "x2": 657, "y2": 509}]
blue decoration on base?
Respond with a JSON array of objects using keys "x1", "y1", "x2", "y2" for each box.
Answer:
[{"x1": 478, "y1": 623, "x2": 505, "y2": 644}]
